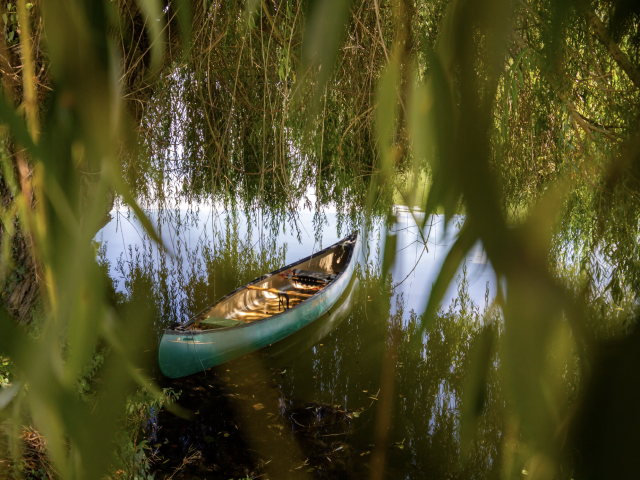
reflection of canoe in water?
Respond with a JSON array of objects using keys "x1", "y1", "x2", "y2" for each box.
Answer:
[{"x1": 158, "y1": 232, "x2": 361, "y2": 378}]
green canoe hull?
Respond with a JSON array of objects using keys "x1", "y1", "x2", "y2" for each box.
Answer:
[{"x1": 158, "y1": 232, "x2": 360, "y2": 378}]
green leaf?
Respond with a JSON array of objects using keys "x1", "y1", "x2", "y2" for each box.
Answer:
[
  {"x1": 381, "y1": 228, "x2": 397, "y2": 282},
  {"x1": 376, "y1": 58, "x2": 400, "y2": 178},
  {"x1": 171, "y1": 0, "x2": 192, "y2": 56},
  {"x1": 460, "y1": 324, "x2": 495, "y2": 457},
  {"x1": 0, "y1": 92, "x2": 39, "y2": 154},
  {"x1": 422, "y1": 51, "x2": 458, "y2": 223},
  {"x1": 104, "y1": 163, "x2": 167, "y2": 253},
  {"x1": 135, "y1": 0, "x2": 166, "y2": 73},
  {"x1": 302, "y1": 0, "x2": 353, "y2": 107},
  {"x1": 420, "y1": 225, "x2": 477, "y2": 332}
]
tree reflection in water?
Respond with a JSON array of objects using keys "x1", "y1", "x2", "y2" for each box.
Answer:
[{"x1": 98, "y1": 209, "x2": 580, "y2": 479}]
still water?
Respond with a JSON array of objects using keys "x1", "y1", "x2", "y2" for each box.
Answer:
[{"x1": 97, "y1": 206, "x2": 500, "y2": 479}]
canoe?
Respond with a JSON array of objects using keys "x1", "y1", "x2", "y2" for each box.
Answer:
[
  {"x1": 158, "y1": 232, "x2": 361, "y2": 378},
  {"x1": 258, "y1": 275, "x2": 360, "y2": 369}
]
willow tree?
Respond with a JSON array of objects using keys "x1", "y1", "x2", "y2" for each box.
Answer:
[{"x1": 1, "y1": 0, "x2": 640, "y2": 478}]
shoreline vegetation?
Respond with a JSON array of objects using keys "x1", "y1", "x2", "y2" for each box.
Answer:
[{"x1": 0, "y1": 0, "x2": 639, "y2": 478}]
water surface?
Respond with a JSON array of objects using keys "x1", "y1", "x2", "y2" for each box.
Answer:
[{"x1": 97, "y1": 206, "x2": 502, "y2": 479}]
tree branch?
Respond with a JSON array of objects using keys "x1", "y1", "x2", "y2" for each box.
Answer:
[{"x1": 584, "y1": 8, "x2": 640, "y2": 90}]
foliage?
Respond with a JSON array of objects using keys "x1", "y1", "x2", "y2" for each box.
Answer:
[
  {"x1": 76, "y1": 349, "x2": 106, "y2": 401},
  {"x1": 359, "y1": 0, "x2": 640, "y2": 476},
  {"x1": 106, "y1": 208, "x2": 287, "y2": 335},
  {"x1": 109, "y1": 388, "x2": 180, "y2": 480},
  {"x1": 122, "y1": 0, "x2": 400, "y2": 233},
  {"x1": 0, "y1": 354, "x2": 10, "y2": 388},
  {"x1": 0, "y1": 0, "x2": 640, "y2": 479},
  {"x1": 0, "y1": 0, "x2": 190, "y2": 479},
  {"x1": 1, "y1": 3, "x2": 32, "y2": 47}
]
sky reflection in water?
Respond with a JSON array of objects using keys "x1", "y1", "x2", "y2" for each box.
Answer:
[{"x1": 96, "y1": 206, "x2": 502, "y2": 479}]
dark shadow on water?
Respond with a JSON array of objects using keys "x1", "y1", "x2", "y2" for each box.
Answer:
[{"x1": 152, "y1": 275, "x2": 364, "y2": 479}]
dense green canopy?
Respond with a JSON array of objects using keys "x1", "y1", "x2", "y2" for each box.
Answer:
[{"x1": 1, "y1": 0, "x2": 640, "y2": 478}]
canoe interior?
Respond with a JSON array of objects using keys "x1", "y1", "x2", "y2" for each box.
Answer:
[{"x1": 185, "y1": 239, "x2": 355, "y2": 330}]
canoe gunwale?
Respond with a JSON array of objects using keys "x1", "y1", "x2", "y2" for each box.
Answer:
[{"x1": 163, "y1": 231, "x2": 359, "y2": 336}]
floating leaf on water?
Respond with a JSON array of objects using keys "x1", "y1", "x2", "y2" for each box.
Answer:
[
  {"x1": 391, "y1": 438, "x2": 406, "y2": 449},
  {"x1": 223, "y1": 433, "x2": 229, "y2": 437},
  {"x1": 352, "y1": 412, "x2": 360, "y2": 418},
  {"x1": 253, "y1": 403, "x2": 264, "y2": 410}
]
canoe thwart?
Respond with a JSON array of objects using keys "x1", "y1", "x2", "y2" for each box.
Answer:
[{"x1": 246, "y1": 285, "x2": 313, "y2": 297}]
